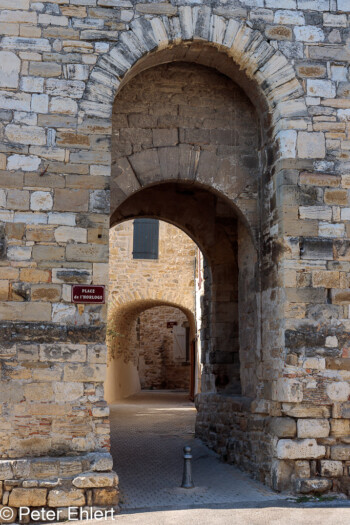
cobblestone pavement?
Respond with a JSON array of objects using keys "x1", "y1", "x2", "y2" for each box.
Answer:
[{"x1": 109, "y1": 391, "x2": 290, "y2": 512}]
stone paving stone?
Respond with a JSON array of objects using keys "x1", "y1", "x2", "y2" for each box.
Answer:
[{"x1": 109, "y1": 391, "x2": 289, "y2": 511}]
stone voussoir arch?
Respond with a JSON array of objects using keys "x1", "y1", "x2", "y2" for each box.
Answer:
[
  {"x1": 107, "y1": 298, "x2": 196, "y2": 362},
  {"x1": 80, "y1": 6, "x2": 308, "y2": 232},
  {"x1": 109, "y1": 289, "x2": 195, "y2": 315},
  {"x1": 80, "y1": 6, "x2": 307, "y2": 146}
]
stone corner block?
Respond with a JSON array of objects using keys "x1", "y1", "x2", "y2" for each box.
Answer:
[{"x1": 276, "y1": 439, "x2": 326, "y2": 460}]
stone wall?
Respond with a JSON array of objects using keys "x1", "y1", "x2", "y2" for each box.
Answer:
[
  {"x1": 196, "y1": 393, "x2": 350, "y2": 495},
  {"x1": 0, "y1": 453, "x2": 118, "y2": 522},
  {"x1": 138, "y1": 306, "x2": 190, "y2": 391},
  {"x1": 0, "y1": 0, "x2": 349, "y2": 503},
  {"x1": 109, "y1": 220, "x2": 197, "y2": 312}
]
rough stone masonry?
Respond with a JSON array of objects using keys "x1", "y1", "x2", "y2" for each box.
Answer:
[{"x1": 0, "y1": 0, "x2": 349, "y2": 516}]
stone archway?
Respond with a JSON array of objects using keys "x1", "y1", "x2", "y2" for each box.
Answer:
[
  {"x1": 97, "y1": 21, "x2": 299, "y2": 486},
  {"x1": 1, "y1": 0, "x2": 349, "y2": 508},
  {"x1": 111, "y1": 180, "x2": 259, "y2": 398}
]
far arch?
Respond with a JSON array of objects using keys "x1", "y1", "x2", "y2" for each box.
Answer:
[{"x1": 105, "y1": 298, "x2": 196, "y2": 402}]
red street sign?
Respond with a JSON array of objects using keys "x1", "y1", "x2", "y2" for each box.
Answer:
[{"x1": 72, "y1": 285, "x2": 105, "y2": 304}]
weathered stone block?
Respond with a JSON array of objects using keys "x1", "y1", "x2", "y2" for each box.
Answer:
[
  {"x1": 7, "y1": 189, "x2": 29, "y2": 211},
  {"x1": 326, "y1": 382, "x2": 350, "y2": 402},
  {"x1": 295, "y1": 478, "x2": 332, "y2": 494},
  {"x1": 274, "y1": 378, "x2": 303, "y2": 403},
  {"x1": 271, "y1": 459, "x2": 294, "y2": 492},
  {"x1": 269, "y1": 417, "x2": 296, "y2": 438},
  {"x1": 54, "y1": 189, "x2": 89, "y2": 212},
  {"x1": 297, "y1": 132, "x2": 325, "y2": 159},
  {"x1": 277, "y1": 130, "x2": 296, "y2": 159},
  {"x1": 294, "y1": 26, "x2": 324, "y2": 43},
  {"x1": 7, "y1": 154, "x2": 41, "y2": 172},
  {"x1": 92, "y1": 488, "x2": 118, "y2": 506},
  {"x1": 327, "y1": 184, "x2": 347, "y2": 204},
  {"x1": 297, "y1": 419, "x2": 330, "y2": 439},
  {"x1": 0, "y1": 302, "x2": 51, "y2": 322},
  {"x1": 72, "y1": 472, "x2": 117, "y2": 488},
  {"x1": 331, "y1": 445, "x2": 350, "y2": 461},
  {"x1": 40, "y1": 344, "x2": 86, "y2": 363},
  {"x1": 312, "y1": 271, "x2": 339, "y2": 288},
  {"x1": 64, "y1": 364, "x2": 106, "y2": 382},
  {"x1": 0, "y1": 51, "x2": 20, "y2": 88},
  {"x1": 46, "y1": 79, "x2": 85, "y2": 99},
  {"x1": 301, "y1": 238, "x2": 333, "y2": 260},
  {"x1": 47, "y1": 489, "x2": 85, "y2": 507},
  {"x1": 277, "y1": 439, "x2": 325, "y2": 459},
  {"x1": 32, "y1": 285, "x2": 61, "y2": 302},
  {"x1": 32, "y1": 245, "x2": 65, "y2": 262},
  {"x1": 31, "y1": 191, "x2": 53, "y2": 212},
  {"x1": 54, "y1": 382, "x2": 83, "y2": 402},
  {"x1": 52, "y1": 268, "x2": 92, "y2": 284},
  {"x1": 85, "y1": 453, "x2": 113, "y2": 473},
  {"x1": 54, "y1": 226, "x2": 87, "y2": 244},
  {"x1": 0, "y1": 462, "x2": 13, "y2": 480},
  {"x1": 18, "y1": 345, "x2": 39, "y2": 361},
  {"x1": 307, "y1": 80, "x2": 336, "y2": 98},
  {"x1": 66, "y1": 244, "x2": 108, "y2": 263},
  {"x1": 51, "y1": 303, "x2": 76, "y2": 323},
  {"x1": 24, "y1": 383, "x2": 54, "y2": 402},
  {"x1": 89, "y1": 190, "x2": 110, "y2": 214},
  {"x1": 295, "y1": 460, "x2": 310, "y2": 479},
  {"x1": 20, "y1": 268, "x2": 51, "y2": 284},
  {"x1": 92, "y1": 406, "x2": 109, "y2": 417},
  {"x1": 330, "y1": 419, "x2": 350, "y2": 437},
  {"x1": 88, "y1": 345, "x2": 107, "y2": 364},
  {"x1": 59, "y1": 459, "x2": 83, "y2": 477},
  {"x1": 9, "y1": 488, "x2": 47, "y2": 507},
  {"x1": 0, "y1": 90, "x2": 31, "y2": 111},
  {"x1": 299, "y1": 206, "x2": 331, "y2": 221},
  {"x1": 320, "y1": 460, "x2": 343, "y2": 477},
  {"x1": 5, "y1": 124, "x2": 46, "y2": 146},
  {"x1": 319, "y1": 223, "x2": 345, "y2": 238}
]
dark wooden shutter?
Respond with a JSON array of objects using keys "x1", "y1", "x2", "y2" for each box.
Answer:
[{"x1": 133, "y1": 219, "x2": 159, "y2": 259}]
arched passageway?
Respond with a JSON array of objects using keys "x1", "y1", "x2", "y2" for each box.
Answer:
[
  {"x1": 111, "y1": 182, "x2": 259, "y2": 399},
  {"x1": 110, "y1": 58, "x2": 262, "y2": 399},
  {"x1": 105, "y1": 298, "x2": 196, "y2": 402}
]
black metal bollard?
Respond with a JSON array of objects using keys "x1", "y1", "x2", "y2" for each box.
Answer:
[{"x1": 181, "y1": 446, "x2": 194, "y2": 489}]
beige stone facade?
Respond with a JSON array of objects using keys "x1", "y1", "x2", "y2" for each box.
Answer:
[
  {"x1": 138, "y1": 306, "x2": 191, "y2": 391},
  {"x1": 0, "y1": 0, "x2": 349, "y2": 512},
  {"x1": 109, "y1": 220, "x2": 196, "y2": 311}
]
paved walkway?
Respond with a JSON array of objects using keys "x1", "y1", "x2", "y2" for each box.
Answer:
[
  {"x1": 109, "y1": 391, "x2": 289, "y2": 512},
  {"x1": 112, "y1": 506, "x2": 350, "y2": 525}
]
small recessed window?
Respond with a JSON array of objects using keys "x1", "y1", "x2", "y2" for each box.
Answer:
[{"x1": 133, "y1": 219, "x2": 159, "y2": 260}]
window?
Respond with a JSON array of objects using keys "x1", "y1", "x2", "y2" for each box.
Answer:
[{"x1": 133, "y1": 219, "x2": 159, "y2": 259}]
